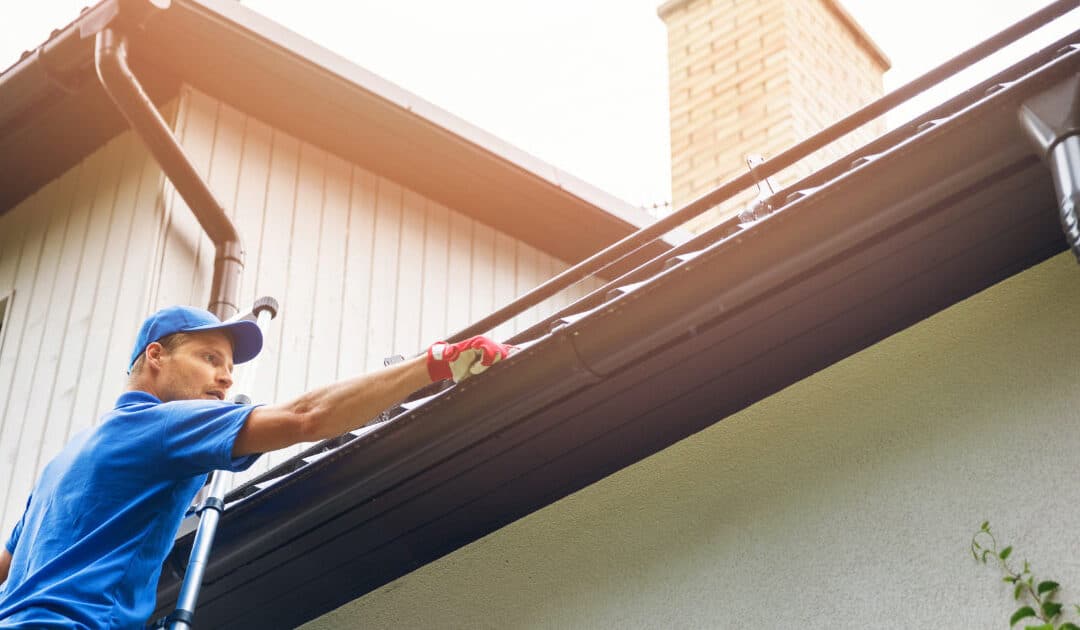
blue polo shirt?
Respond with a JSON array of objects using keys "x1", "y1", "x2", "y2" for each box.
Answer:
[{"x1": 0, "y1": 391, "x2": 261, "y2": 629}]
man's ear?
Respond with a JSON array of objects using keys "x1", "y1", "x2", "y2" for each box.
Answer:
[{"x1": 144, "y1": 341, "x2": 165, "y2": 369}]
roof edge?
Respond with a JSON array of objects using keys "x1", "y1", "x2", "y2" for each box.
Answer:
[
  {"x1": 0, "y1": 0, "x2": 677, "y2": 257},
  {"x1": 179, "y1": 0, "x2": 660, "y2": 231}
]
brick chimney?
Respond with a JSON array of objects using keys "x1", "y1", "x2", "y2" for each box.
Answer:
[{"x1": 658, "y1": 0, "x2": 889, "y2": 231}]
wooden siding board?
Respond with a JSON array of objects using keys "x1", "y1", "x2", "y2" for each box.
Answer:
[
  {"x1": 310, "y1": 152, "x2": 351, "y2": 387},
  {"x1": 209, "y1": 101, "x2": 247, "y2": 227},
  {"x1": 153, "y1": 91, "x2": 203, "y2": 311},
  {"x1": 231, "y1": 116, "x2": 273, "y2": 334},
  {"x1": 91, "y1": 141, "x2": 167, "y2": 420},
  {"x1": 57, "y1": 134, "x2": 132, "y2": 445},
  {"x1": 181, "y1": 89, "x2": 223, "y2": 308},
  {"x1": 516, "y1": 242, "x2": 544, "y2": 332},
  {"x1": 366, "y1": 178, "x2": 403, "y2": 373},
  {"x1": 257, "y1": 131, "x2": 300, "y2": 405},
  {"x1": 469, "y1": 222, "x2": 496, "y2": 326},
  {"x1": 337, "y1": 168, "x2": 376, "y2": 384},
  {"x1": 444, "y1": 211, "x2": 473, "y2": 338},
  {"x1": 419, "y1": 202, "x2": 450, "y2": 346},
  {"x1": 545, "y1": 256, "x2": 565, "y2": 320},
  {"x1": 393, "y1": 189, "x2": 426, "y2": 356},
  {"x1": 492, "y1": 232, "x2": 517, "y2": 342}
]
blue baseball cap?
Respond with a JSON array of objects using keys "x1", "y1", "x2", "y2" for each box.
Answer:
[{"x1": 128, "y1": 305, "x2": 263, "y2": 372}]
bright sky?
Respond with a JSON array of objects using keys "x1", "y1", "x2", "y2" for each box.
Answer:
[{"x1": 1, "y1": 1, "x2": 1075, "y2": 210}]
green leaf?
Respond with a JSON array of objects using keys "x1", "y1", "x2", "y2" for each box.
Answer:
[
  {"x1": 1010, "y1": 606, "x2": 1036, "y2": 626},
  {"x1": 982, "y1": 520, "x2": 990, "y2": 531},
  {"x1": 1058, "y1": 623, "x2": 1080, "y2": 630},
  {"x1": 1000, "y1": 546, "x2": 1013, "y2": 560},
  {"x1": 1036, "y1": 580, "x2": 1059, "y2": 595},
  {"x1": 1014, "y1": 583, "x2": 1025, "y2": 600},
  {"x1": 1023, "y1": 624, "x2": 1053, "y2": 630},
  {"x1": 1041, "y1": 601, "x2": 1062, "y2": 618},
  {"x1": 1004, "y1": 576, "x2": 1018, "y2": 583}
]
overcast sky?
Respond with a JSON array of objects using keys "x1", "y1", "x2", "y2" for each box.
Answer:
[{"x1": 1, "y1": 1, "x2": 1075, "y2": 209}]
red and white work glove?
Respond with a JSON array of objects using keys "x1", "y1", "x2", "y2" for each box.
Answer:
[{"x1": 427, "y1": 336, "x2": 516, "y2": 383}]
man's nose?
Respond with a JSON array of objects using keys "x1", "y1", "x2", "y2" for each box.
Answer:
[{"x1": 218, "y1": 368, "x2": 233, "y2": 390}]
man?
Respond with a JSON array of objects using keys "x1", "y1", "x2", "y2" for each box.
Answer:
[{"x1": 0, "y1": 305, "x2": 512, "y2": 628}]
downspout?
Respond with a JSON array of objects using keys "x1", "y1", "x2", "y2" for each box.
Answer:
[
  {"x1": 94, "y1": 27, "x2": 243, "y2": 319},
  {"x1": 1018, "y1": 74, "x2": 1080, "y2": 263}
]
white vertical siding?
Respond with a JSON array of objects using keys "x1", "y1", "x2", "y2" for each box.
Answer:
[
  {"x1": 0, "y1": 85, "x2": 607, "y2": 526},
  {"x1": 0, "y1": 126, "x2": 169, "y2": 535}
]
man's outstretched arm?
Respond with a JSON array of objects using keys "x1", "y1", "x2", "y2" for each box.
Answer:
[{"x1": 232, "y1": 336, "x2": 513, "y2": 457}]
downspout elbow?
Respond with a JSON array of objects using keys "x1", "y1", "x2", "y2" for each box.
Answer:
[
  {"x1": 94, "y1": 28, "x2": 243, "y2": 318},
  {"x1": 1018, "y1": 75, "x2": 1080, "y2": 262}
]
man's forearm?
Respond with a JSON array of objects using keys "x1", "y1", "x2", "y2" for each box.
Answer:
[
  {"x1": 290, "y1": 355, "x2": 431, "y2": 438},
  {"x1": 234, "y1": 335, "x2": 515, "y2": 457},
  {"x1": 234, "y1": 355, "x2": 431, "y2": 456}
]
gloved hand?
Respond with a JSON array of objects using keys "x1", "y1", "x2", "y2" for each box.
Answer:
[{"x1": 427, "y1": 336, "x2": 516, "y2": 383}]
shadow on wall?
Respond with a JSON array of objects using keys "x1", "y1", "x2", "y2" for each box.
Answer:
[{"x1": 303, "y1": 252, "x2": 1080, "y2": 630}]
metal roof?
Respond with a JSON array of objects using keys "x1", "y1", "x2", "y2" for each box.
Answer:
[
  {"x1": 149, "y1": 11, "x2": 1080, "y2": 629},
  {"x1": 0, "y1": 0, "x2": 668, "y2": 266}
]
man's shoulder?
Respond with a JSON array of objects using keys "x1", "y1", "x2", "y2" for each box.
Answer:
[{"x1": 117, "y1": 391, "x2": 230, "y2": 415}]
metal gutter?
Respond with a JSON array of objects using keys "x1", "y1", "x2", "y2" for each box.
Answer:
[
  {"x1": 0, "y1": 0, "x2": 180, "y2": 215},
  {"x1": 94, "y1": 24, "x2": 243, "y2": 318},
  {"x1": 0, "y1": 0, "x2": 125, "y2": 123}
]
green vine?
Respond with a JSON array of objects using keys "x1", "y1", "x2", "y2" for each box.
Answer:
[{"x1": 972, "y1": 521, "x2": 1079, "y2": 630}]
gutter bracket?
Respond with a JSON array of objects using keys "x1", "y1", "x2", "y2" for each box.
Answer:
[
  {"x1": 738, "y1": 154, "x2": 779, "y2": 226},
  {"x1": 32, "y1": 45, "x2": 84, "y2": 94},
  {"x1": 1018, "y1": 74, "x2": 1080, "y2": 262}
]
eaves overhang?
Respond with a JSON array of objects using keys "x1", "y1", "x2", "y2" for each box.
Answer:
[
  {"x1": 0, "y1": 0, "x2": 669, "y2": 266},
  {"x1": 151, "y1": 25, "x2": 1080, "y2": 630}
]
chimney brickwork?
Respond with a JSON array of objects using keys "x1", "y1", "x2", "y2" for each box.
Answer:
[{"x1": 659, "y1": 0, "x2": 889, "y2": 231}]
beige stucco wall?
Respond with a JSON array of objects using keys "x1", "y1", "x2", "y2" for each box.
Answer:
[{"x1": 303, "y1": 251, "x2": 1080, "y2": 628}]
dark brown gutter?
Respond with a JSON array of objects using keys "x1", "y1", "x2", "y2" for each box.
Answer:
[{"x1": 94, "y1": 25, "x2": 242, "y2": 319}]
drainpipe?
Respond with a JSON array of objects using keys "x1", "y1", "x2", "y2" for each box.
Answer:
[
  {"x1": 94, "y1": 27, "x2": 243, "y2": 319},
  {"x1": 1018, "y1": 74, "x2": 1080, "y2": 263}
]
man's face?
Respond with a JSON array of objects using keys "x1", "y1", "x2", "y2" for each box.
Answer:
[{"x1": 154, "y1": 331, "x2": 235, "y2": 403}]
